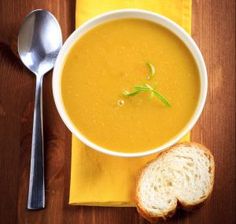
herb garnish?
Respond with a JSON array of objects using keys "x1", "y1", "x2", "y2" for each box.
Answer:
[
  {"x1": 146, "y1": 62, "x2": 156, "y2": 79},
  {"x1": 123, "y1": 83, "x2": 171, "y2": 107},
  {"x1": 122, "y1": 62, "x2": 171, "y2": 107}
]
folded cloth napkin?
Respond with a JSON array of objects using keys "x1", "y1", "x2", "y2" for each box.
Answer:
[{"x1": 69, "y1": 0, "x2": 192, "y2": 206}]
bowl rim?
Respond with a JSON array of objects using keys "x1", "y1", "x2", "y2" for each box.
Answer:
[{"x1": 52, "y1": 9, "x2": 208, "y2": 158}]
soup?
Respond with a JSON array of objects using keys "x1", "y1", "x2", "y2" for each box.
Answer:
[{"x1": 61, "y1": 19, "x2": 200, "y2": 153}]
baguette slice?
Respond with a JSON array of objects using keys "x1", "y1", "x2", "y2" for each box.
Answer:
[{"x1": 135, "y1": 142, "x2": 215, "y2": 223}]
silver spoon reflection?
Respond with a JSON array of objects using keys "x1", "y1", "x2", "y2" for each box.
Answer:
[{"x1": 18, "y1": 9, "x2": 62, "y2": 210}]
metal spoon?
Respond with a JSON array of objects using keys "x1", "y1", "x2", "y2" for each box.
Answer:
[{"x1": 18, "y1": 9, "x2": 62, "y2": 210}]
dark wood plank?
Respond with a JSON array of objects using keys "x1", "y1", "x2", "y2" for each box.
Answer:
[
  {"x1": 0, "y1": 1, "x2": 75, "y2": 224},
  {"x1": 191, "y1": 1, "x2": 236, "y2": 223},
  {"x1": 0, "y1": 0, "x2": 235, "y2": 224}
]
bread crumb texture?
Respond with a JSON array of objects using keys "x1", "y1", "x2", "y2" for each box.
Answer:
[{"x1": 136, "y1": 142, "x2": 215, "y2": 221}]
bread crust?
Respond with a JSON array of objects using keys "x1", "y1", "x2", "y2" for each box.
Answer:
[{"x1": 135, "y1": 142, "x2": 215, "y2": 223}]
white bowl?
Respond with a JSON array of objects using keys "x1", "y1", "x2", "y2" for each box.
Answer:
[{"x1": 52, "y1": 9, "x2": 207, "y2": 158}]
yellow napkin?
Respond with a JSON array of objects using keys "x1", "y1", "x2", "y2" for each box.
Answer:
[{"x1": 70, "y1": 0, "x2": 192, "y2": 206}]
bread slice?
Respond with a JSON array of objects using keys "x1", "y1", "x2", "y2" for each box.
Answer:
[{"x1": 135, "y1": 142, "x2": 215, "y2": 223}]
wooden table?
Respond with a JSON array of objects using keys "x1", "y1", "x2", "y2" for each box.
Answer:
[{"x1": 0, "y1": 0, "x2": 235, "y2": 223}]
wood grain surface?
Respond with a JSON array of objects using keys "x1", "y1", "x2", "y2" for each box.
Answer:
[{"x1": 0, "y1": 0, "x2": 235, "y2": 223}]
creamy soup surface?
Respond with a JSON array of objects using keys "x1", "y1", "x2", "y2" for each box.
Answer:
[{"x1": 61, "y1": 19, "x2": 200, "y2": 153}]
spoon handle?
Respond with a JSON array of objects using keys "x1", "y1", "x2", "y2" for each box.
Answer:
[{"x1": 27, "y1": 75, "x2": 45, "y2": 210}]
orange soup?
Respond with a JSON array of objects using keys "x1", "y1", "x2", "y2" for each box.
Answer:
[{"x1": 61, "y1": 19, "x2": 200, "y2": 153}]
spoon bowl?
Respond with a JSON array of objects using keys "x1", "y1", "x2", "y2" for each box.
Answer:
[{"x1": 18, "y1": 9, "x2": 62, "y2": 76}]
